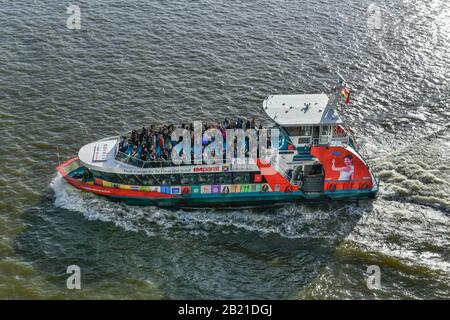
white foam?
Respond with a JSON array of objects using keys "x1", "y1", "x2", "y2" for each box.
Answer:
[
  {"x1": 373, "y1": 127, "x2": 450, "y2": 211},
  {"x1": 344, "y1": 199, "x2": 450, "y2": 275},
  {"x1": 50, "y1": 174, "x2": 362, "y2": 241}
]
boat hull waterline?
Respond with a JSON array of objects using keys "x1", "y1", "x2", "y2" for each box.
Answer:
[{"x1": 57, "y1": 157, "x2": 377, "y2": 207}]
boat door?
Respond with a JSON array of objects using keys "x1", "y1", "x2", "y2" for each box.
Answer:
[
  {"x1": 302, "y1": 164, "x2": 324, "y2": 193},
  {"x1": 312, "y1": 126, "x2": 320, "y2": 145}
]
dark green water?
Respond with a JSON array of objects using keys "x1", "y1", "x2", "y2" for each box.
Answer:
[{"x1": 0, "y1": 0, "x2": 449, "y2": 299}]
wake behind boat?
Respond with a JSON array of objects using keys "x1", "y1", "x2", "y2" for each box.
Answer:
[{"x1": 57, "y1": 79, "x2": 379, "y2": 207}]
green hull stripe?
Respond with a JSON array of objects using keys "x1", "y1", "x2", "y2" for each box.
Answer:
[{"x1": 107, "y1": 190, "x2": 377, "y2": 206}]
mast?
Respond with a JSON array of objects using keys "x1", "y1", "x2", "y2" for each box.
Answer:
[{"x1": 331, "y1": 73, "x2": 379, "y2": 189}]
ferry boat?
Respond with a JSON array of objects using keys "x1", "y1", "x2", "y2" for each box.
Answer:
[{"x1": 56, "y1": 82, "x2": 379, "y2": 207}]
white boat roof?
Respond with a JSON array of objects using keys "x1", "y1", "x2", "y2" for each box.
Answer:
[
  {"x1": 263, "y1": 94, "x2": 343, "y2": 126},
  {"x1": 78, "y1": 138, "x2": 126, "y2": 172}
]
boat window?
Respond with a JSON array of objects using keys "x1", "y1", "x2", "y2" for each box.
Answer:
[
  {"x1": 215, "y1": 173, "x2": 232, "y2": 184},
  {"x1": 113, "y1": 174, "x2": 126, "y2": 184},
  {"x1": 169, "y1": 174, "x2": 180, "y2": 185},
  {"x1": 320, "y1": 125, "x2": 330, "y2": 135},
  {"x1": 104, "y1": 172, "x2": 121, "y2": 183},
  {"x1": 92, "y1": 170, "x2": 121, "y2": 183},
  {"x1": 250, "y1": 172, "x2": 266, "y2": 183},
  {"x1": 141, "y1": 175, "x2": 158, "y2": 185},
  {"x1": 180, "y1": 174, "x2": 198, "y2": 185},
  {"x1": 158, "y1": 175, "x2": 171, "y2": 185},
  {"x1": 299, "y1": 126, "x2": 312, "y2": 136},
  {"x1": 150, "y1": 175, "x2": 165, "y2": 185},
  {"x1": 284, "y1": 127, "x2": 300, "y2": 136},
  {"x1": 284, "y1": 126, "x2": 312, "y2": 136},
  {"x1": 91, "y1": 170, "x2": 101, "y2": 178},
  {"x1": 122, "y1": 175, "x2": 139, "y2": 185},
  {"x1": 198, "y1": 173, "x2": 215, "y2": 185},
  {"x1": 232, "y1": 172, "x2": 250, "y2": 184}
]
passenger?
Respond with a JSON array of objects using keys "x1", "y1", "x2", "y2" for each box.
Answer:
[
  {"x1": 139, "y1": 127, "x2": 146, "y2": 143},
  {"x1": 162, "y1": 149, "x2": 169, "y2": 161},
  {"x1": 141, "y1": 149, "x2": 148, "y2": 161},
  {"x1": 142, "y1": 127, "x2": 148, "y2": 143},
  {"x1": 126, "y1": 140, "x2": 133, "y2": 155},
  {"x1": 82, "y1": 169, "x2": 92, "y2": 182},
  {"x1": 131, "y1": 130, "x2": 138, "y2": 145},
  {"x1": 159, "y1": 134, "x2": 164, "y2": 150},
  {"x1": 202, "y1": 134, "x2": 208, "y2": 145},
  {"x1": 163, "y1": 130, "x2": 171, "y2": 150},
  {"x1": 137, "y1": 143, "x2": 143, "y2": 159},
  {"x1": 150, "y1": 132, "x2": 156, "y2": 149},
  {"x1": 124, "y1": 119, "x2": 273, "y2": 166},
  {"x1": 236, "y1": 118, "x2": 243, "y2": 129},
  {"x1": 120, "y1": 137, "x2": 128, "y2": 153}
]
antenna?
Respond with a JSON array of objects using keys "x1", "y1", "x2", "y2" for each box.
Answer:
[
  {"x1": 56, "y1": 146, "x2": 60, "y2": 166},
  {"x1": 336, "y1": 71, "x2": 347, "y2": 85}
]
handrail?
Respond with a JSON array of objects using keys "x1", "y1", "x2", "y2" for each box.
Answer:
[
  {"x1": 115, "y1": 136, "x2": 178, "y2": 168},
  {"x1": 115, "y1": 132, "x2": 276, "y2": 169},
  {"x1": 115, "y1": 149, "x2": 178, "y2": 168},
  {"x1": 115, "y1": 147, "x2": 262, "y2": 169},
  {"x1": 324, "y1": 179, "x2": 376, "y2": 183}
]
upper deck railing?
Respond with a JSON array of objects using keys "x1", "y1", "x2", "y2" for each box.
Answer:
[
  {"x1": 113, "y1": 124, "x2": 283, "y2": 170},
  {"x1": 114, "y1": 137, "x2": 267, "y2": 170},
  {"x1": 296, "y1": 134, "x2": 349, "y2": 146},
  {"x1": 115, "y1": 148, "x2": 175, "y2": 168}
]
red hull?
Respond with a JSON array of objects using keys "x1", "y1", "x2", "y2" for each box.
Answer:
[{"x1": 56, "y1": 157, "x2": 176, "y2": 199}]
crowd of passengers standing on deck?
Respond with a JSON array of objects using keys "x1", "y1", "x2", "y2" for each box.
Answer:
[{"x1": 117, "y1": 118, "x2": 268, "y2": 166}]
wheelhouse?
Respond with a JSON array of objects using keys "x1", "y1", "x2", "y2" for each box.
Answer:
[{"x1": 263, "y1": 94, "x2": 349, "y2": 147}]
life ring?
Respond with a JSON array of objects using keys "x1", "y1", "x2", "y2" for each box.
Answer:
[
  {"x1": 221, "y1": 186, "x2": 230, "y2": 195},
  {"x1": 285, "y1": 185, "x2": 293, "y2": 193},
  {"x1": 261, "y1": 184, "x2": 269, "y2": 192}
]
